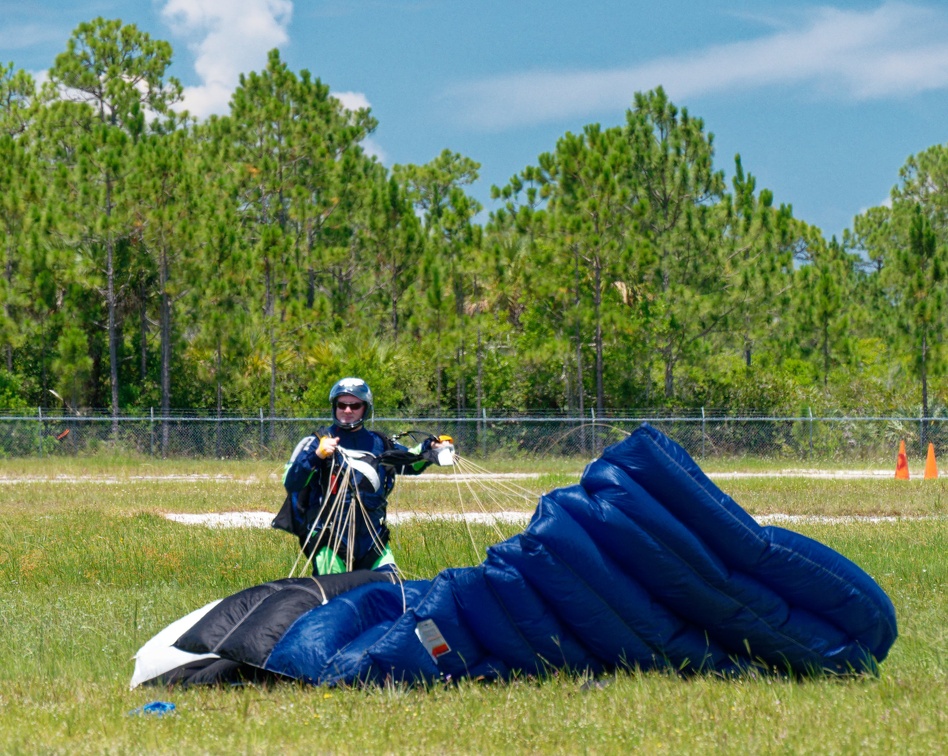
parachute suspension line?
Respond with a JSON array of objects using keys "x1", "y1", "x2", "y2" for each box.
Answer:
[
  {"x1": 447, "y1": 460, "x2": 510, "y2": 552},
  {"x1": 287, "y1": 446, "x2": 407, "y2": 605},
  {"x1": 288, "y1": 455, "x2": 358, "y2": 578},
  {"x1": 288, "y1": 439, "x2": 544, "y2": 588},
  {"x1": 350, "y1": 493, "x2": 409, "y2": 611},
  {"x1": 334, "y1": 448, "x2": 382, "y2": 572},
  {"x1": 445, "y1": 462, "x2": 487, "y2": 561},
  {"x1": 450, "y1": 456, "x2": 542, "y2": 544},
  {"x1": 451, "y1": 455, "x2": 545, "y2": 502},
  {"x1": 289, "y1": 455, "x2": 342, "y2": 578},
  {"x1": 432, "y1": 454, "x2": 543, "y2": 564},
  {"x1": 454, "y1": 457, "x2": 538, "y2": 508},
  {"x1": 328, "y1": 458, "x2": 360, "y2": 574},
  {"x1": 538, "y1": 421, "x2": 631, "y2": 457},
  {"x1": 334, "y1": 447, "x2": 408, "y2": 608}
]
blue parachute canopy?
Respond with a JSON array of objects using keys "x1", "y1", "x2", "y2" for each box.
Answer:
[{"x1": 132, "y1": 424, "x2": 897, "y2": 688}]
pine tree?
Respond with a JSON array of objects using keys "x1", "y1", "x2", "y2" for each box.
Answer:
[
  {"x1": 0, "y1": 64, "x2": 37, "y2": 377},
  {"x1": 623, "y1": 88, "x2": 728, "y2": 401},
  {"x1": 225, "y1": 49, "x2": 377, "y2": 415},
  {"x1": 395, "y1": 150, "x2": 483, "y2": 410},
  {"x1": 40, "y1": 18, "x2": 181, "y2": 426}
]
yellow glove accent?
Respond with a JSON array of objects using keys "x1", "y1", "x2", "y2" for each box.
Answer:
[{"x1": 316, "y1": 436, "x2": 335, "y2": 459}]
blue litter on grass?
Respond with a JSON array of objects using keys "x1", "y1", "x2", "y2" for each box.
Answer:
[{"x1": 129, "y1": 701, "x2": 176, "y2": 717}]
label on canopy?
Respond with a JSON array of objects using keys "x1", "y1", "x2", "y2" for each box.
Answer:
[{"x1": 415, "y1": 619, "x2": 451, "y2": 662}]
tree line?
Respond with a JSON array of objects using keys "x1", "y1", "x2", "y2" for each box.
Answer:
[{"x1": 0, "y1": 17, "x2": 945, "y2": 419}]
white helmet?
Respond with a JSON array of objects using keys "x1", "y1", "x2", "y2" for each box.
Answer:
[{"x1": 329, "y1": 377, "x2": 372, "y2": 430}]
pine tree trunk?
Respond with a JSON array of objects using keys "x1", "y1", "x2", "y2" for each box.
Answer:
[
  {"x1": 107, "y1": 236, "x2": 120, "y2": 439},
  {"x1": 160, "y1": 247, "x2": 171, "y2": 457},
  {"x1": 140, "y1": 276, "x2": 148, "y2": 381},
  {"x1": 4, "y1": 251, "x2": 12, "y2": 372},
  {"x1": 264, "y1": 254, "x2": 276, "y2": 421}
]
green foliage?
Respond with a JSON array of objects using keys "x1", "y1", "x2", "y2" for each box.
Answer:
[
  {"x1": 51, "y1": 324, "x2": 92, "y2": 408},
  {"x1": 4, "y1": 18, "x2": 948, "y2": 418},
  {"x1": 674, "y1": 355, "x2": 807, "y2": 414},
  {"x1": 298, "y1": 333, "x2": 431, "y2": 412},
  {"x1": 0, "y1": 369, "x2": 27, "y2": 408}
]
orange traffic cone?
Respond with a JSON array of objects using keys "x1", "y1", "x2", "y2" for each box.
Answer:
[
  {"x1": 925, "y1": 442, "x2": 938, "y2": 479},
  {"x1": 895, "y1": 440, "x2": 910, "y2": 479}
]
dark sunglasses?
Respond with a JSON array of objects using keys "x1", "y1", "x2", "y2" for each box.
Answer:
[{"x1": 335, "y1": 400, "x2": 365, "y2": 411}]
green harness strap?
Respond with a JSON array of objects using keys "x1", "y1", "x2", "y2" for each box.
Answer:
[{"x1": 314, "y1": 545, "x2": 395, "y2": 575}]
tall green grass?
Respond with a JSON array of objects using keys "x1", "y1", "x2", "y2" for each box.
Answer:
[{"x1": 1, "y1": 465, "x2": 947, "y2": 753}]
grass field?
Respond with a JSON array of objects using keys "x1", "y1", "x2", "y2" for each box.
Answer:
[{"x1": 1, "y1": 456, "x2": 947, "y2": 754}]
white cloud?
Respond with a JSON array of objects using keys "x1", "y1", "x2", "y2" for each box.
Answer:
[
  {"x1": 360, "y1": 136, "x2": 387, "y2": 163},
  {"x1": 449, "y1": 2, "x2": 948, "y2": 130},
  {"x1": 29, "y1": 68, "x2": 49, "y2": 89},
  {"x1": 160, "y1": 0, "x2": 293, "y2": 119},
  {"x1": 157, "y1": 1, "x2": 384, "y2": 158},
  {"x1": 334, "y1": 90, "x2": 371, "y2": 112},
  {"x1": 330, "y1": 91, "x2": 385, "y2": 161}
]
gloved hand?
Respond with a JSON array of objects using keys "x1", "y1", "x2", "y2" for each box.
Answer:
[
  {"x1": 316, "y1": 436, "x2": 339, "y2": 459},
  {"x1": 431, "y1": 435, "x2": 455, "y2": 466}
]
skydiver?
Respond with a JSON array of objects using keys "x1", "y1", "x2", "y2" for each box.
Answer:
[{"x1": 273, "y1": 377, "x2": 453, "y2": 575}]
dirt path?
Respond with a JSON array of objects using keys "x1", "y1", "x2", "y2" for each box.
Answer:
[{"x1": 164, "y1": 509, "x2": 937, "y2": 529}]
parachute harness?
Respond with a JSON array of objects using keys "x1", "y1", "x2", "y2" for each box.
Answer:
[
  {"x1": 287, "y1": 445, "x2": 413, "y2": 611},
  {"x1": 287, "y1": 431, "x2": 549, "y2": 591},
  {"x1": 289, "y1": 447, "x2": 393, "y2": 580}
]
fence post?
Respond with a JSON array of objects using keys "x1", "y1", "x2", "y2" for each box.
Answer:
[
  {"x1": 37, "y1": 406, "x2": 43, "y2": 458},
  {"x1": 920, "y1": 409, "x2": 926, "y2": 457},
  {"x1": 591, "y1": 408, "x2": 596, "y2": 455},
  {"x1": 809, "y1": 406, "x2": 814, "y2": 458},
  {"x1": 481, "y1": 408, "x2": 487, "y2": 458},
  {"x1": 701, "y1": 407, "x2": 706, "y2": 458},
  {"x1": 259, "y1": 408, "x2": 265, "y2": 454},
  {"x1": 150, "y1": 407, "x2": 155, "y2": 457}
]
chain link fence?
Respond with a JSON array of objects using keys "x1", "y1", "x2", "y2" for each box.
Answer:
[{"x1": 1, "y1": 408, "x2": 945, "y2": 465}]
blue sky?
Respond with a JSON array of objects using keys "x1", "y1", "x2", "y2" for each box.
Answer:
[{"x1": 4, "y1": 1, "x2": 948, "y2": 240}]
